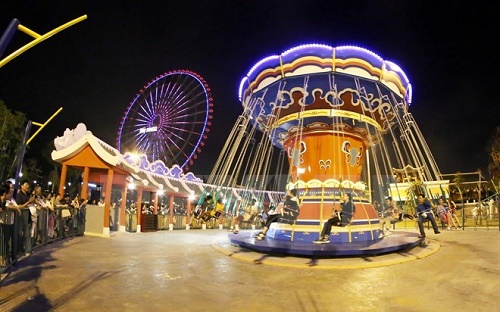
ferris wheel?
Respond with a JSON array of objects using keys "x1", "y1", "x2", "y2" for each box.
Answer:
[{"x1": 116, "y1": 69, "x2": 213, "y2": 171}]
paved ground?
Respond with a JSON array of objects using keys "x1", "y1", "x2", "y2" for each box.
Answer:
[{"x1": 0, "y1": 227, "x2": 498, "y2": 312}]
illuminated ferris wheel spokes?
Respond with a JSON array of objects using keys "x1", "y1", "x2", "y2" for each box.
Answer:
[{"x1": 117, "y1": 69, "x2": 213, "y2": 171}]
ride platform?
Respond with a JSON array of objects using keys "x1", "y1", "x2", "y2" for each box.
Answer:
[{"x1": 228, "y1": 230, "x2": 424, "y2": 257}]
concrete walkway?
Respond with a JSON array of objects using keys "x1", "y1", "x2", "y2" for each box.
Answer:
[{"x1": 0, "y1": 228, "x2": 498, "y2": 311}]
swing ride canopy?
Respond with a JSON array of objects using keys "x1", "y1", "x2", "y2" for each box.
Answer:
[{"x1": 238, "y1": 43, "x2": 412, "y2": 148}]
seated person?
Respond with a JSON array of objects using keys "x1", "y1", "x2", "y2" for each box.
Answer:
[
  {"x1": 259, "y1": 204, "x2": 270, "y2": 227},
  {"x1": 313, "y1": 193, "x2": 355, "y2": 244},
  {"x1": 448, "y1": 200, "x2": 462, "y2": 228},
  {"x1": 436, "y1": 196, "x2": 450, "y2": 229},
  {"x1": 195, "y1": 195, "x2": 213, "y2": 221},
  {"x1": 398, "y1": 209, "x2": 414, "y2": 221},
  {"x1": 255, "y1": 202, "x2": 281, "y2": 240},
  {"x1": 416, "y1": 194, "x2": 440, "y2": 238},
  {"x1": 209, "y1": 198, "x2": 225, "y2": 219},
  {"x1": 379, "y1": 196, "x2": 399, "y2": 236},
  {"x1": 255, "y1": 189, "x2": 300, "y2": 240},
  {"x1": 232, "y1": 199, "x2": 258, "y2": 233},
  {"x1": 279, "y1": 189, "x2": 300, "y2": 224}
]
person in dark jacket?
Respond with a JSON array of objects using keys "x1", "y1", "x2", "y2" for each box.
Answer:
[
  {"x1": 416, "y1": 193, "x2": 440, "y2": 238},
  {"x1": 313, "y1": 193, "x2": 355, "y2": 244},
  {"x1": 255, "y1": 188, "x2": 300, "y2": 240}
]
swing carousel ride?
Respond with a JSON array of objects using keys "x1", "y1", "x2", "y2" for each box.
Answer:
[{"x1": 212, "y1": 43, "x2": 449, "y2": 256}]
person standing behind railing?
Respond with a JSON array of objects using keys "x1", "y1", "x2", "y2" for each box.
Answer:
[
  {"x1": 70, "y1": 196, "x2": 83, "y2": 232},
  {"x1": 45, "y1": 192, "x2": 56, "y2": 239},
  {"x1": 488, "y1": 198, "x2": 495, "y2": 220},
  {"x1": 1, "y1": 185, "x2": 18, "y2": 265},
  {"x1": 445, "y1": 199, "x2": 460, "y2": 229},
  {"x1": 15, "y1": 180, "x2": 36, "y2": 244},
  {"x1": 15, "y1": 180, "x2": 35, "y2": 212},
  {"x1": 471, "y1": 204, "x2": 480, "y2": 225},
  {"x1": 52, "y1": 193, "x2": 68, "y2": 237},
  {"x1": 5, "y1": 179, "x2": 14, "y2": 200},
  {"x1": 77, "y1": 198, "x2": 88, "y2": 233},
  {"x1": 33, "y1": 185, "x2": 49, "y2": 244}
]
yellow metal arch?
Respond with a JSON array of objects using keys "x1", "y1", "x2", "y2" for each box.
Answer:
[{"x1": 0, "y1": 15, "x2": 87, "y2": 68}]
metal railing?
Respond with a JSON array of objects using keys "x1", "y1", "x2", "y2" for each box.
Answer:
[
  {"x1": 123, "y1": 212, "x2": 264, "y2": 231},
  {"x1": 1, "y1": 206, "x2": 85, "y2": 274}
]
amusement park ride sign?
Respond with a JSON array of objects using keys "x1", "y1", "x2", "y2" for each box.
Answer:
[{"x1": 138, "y1": 126, "x2": 157, "y2": 134}]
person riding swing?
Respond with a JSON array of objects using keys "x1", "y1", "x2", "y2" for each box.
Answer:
[
  {"x1": 255, "y1": 188, "x2": 300, "y2": 240},
  {"x1": 313, "y1": 193, "x2": 355, "y2": 244},
  {"x1": 279, "y1": 188, "x2": 301, "y2": 224},
  {"x1": 193, "y1": 195, "x2": 213, "y2": 221}
]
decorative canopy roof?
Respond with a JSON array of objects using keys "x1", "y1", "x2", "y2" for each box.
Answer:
[
  {"x1": 51, "y1": 123, "x2": 284, "y2": 201},
  {"x1": 51, "y1": 123, "x2": 203, "y2": 196}
]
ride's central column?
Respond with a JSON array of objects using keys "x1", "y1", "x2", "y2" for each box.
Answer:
[
  {"x1": 283, "y1": 131, "x2": 367, "y2": 220},
  {"x1": 284, "y1": 132, "x2": 365, "y2": 182}
]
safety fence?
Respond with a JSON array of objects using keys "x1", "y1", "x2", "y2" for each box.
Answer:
[
  {"x1": 0, "y1": 206, "x2": 85, "y2": 274},
  {"x1": 3, "y1": 201, "x2": 497, "y2": 278},
  {"x1": 125, "y1": 212, "x2": 263, "y2": 232},
  {"x1": 389, "y1": 203, "x2": 499, "y2": 231}
]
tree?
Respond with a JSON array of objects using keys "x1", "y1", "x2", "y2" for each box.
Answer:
[
  {"x1": 41, "y1": 141, "x2": 60, "y2": 192},
  {"x1": 21, "y1": 157, "x2": 43, "y2": 183},
  {"x1": 64, "y1": 167, "x2": 83, "y2": 198},
  {"x1": 0, "y1": 100, "x2": 27, "y2": 181},
  {"x1": 451, "y1": 172, "x2": 465, "y2": 203},
  {"x1": 487, "y1": 125, "x2": 500, "y2": 180},
  {"x1": 404, "y1": 179, "x2": 424, "y2": 215}
]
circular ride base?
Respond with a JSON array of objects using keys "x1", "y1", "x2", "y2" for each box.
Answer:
[{"x1": 228, "y1": 222, "x2": 424, "y2": 257}]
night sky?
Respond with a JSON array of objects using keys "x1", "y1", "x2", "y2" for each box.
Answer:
[{"x1": 1, "y1": 1, "x2": 498, "y2": 177}]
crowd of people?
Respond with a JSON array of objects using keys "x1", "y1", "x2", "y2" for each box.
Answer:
[
  {"x1": 252, "y1": 190, "x2": 484, "y2": 243},
  {"x1": 376, "y1": 194, "x2": 472, "y2": 238},
  {"x1": 0, "y1": 179, "x2": 87, "y2": 245},
  {"x1": 0, "y1": 179, "x2": 90, "y2": 266},
  {"x1": 3, "y1": 177, "x2": 492, "y2": 251}
]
